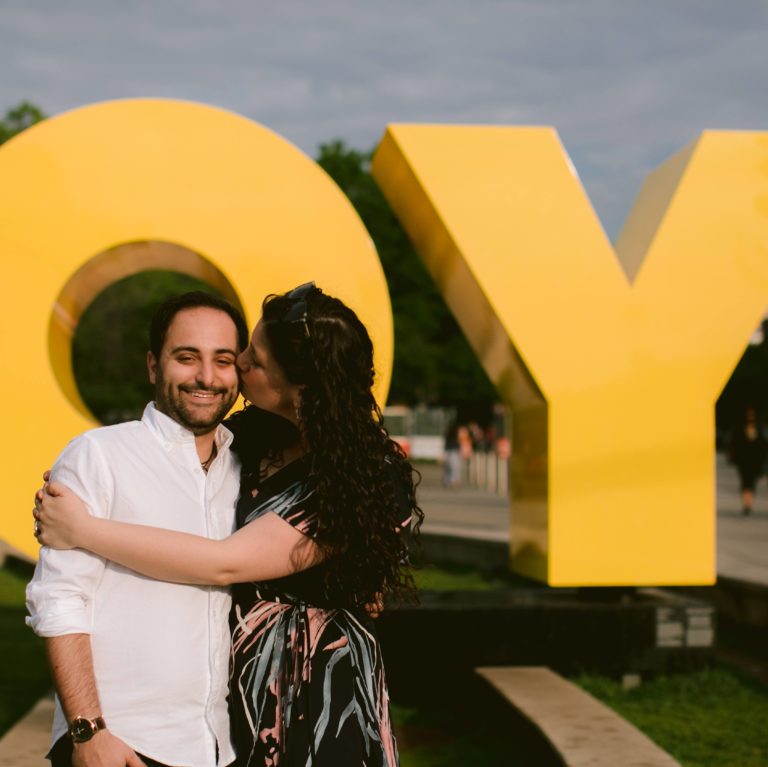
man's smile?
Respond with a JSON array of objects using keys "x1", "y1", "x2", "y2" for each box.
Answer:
[{"x1": 180, "y1": 387, "x2": 225, "y2": 401}]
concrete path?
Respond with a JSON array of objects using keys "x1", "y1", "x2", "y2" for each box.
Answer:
[
  {"x1": 419, "y1": 453, "x2": 768, "y2": 587},
  {"x1": 713, "y1": 454, "x2": 768, "y2": 584},
  {"x1": 0, "y1": 697, "x2": 52, "y2": 767}
]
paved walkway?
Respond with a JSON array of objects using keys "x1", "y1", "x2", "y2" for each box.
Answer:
[
  {"x1": 419, "y1": 453, "x2": 768, "y2": 587},
  {"x1": 0, "y1": 698, "x2": 53, "y2": 767}
]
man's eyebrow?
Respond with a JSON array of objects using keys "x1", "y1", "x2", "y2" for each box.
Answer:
[
  {"x1": 170, "y1": 346, "x2": 200, "y2": 354},
  {"x1": 169, "y1": 346, "x2": 237, "y2": 355}
]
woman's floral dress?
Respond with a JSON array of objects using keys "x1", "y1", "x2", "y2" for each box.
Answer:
[{"x1": 229, "y1": 456, "x2": 399, "y2": 767}]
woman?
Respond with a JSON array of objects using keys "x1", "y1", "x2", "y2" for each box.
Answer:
[
  {"x1": 36, "y1": 282, "x2": 422, "y2": 767},
  {"x1": 728, "y1": 406, "x2": 768, "y2": 516}
]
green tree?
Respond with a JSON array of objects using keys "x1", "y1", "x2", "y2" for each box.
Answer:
[
  {"x1": 0, "y1": 101, "x2": 45, "y2": 144},
  {"x1": 316, "y1": 140, "x2": 496, "y2": 414}
]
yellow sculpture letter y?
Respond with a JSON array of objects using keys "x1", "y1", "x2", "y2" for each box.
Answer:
[{"x1": 372, "y1": 126, "x2": 768, "y2": 586}]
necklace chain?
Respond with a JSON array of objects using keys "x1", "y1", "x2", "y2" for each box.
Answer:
[{"x1": 200, "y1": 442, "x2": 218, "y2": 472}]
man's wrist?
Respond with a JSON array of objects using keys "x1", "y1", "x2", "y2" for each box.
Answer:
[{"x1": 68, "y1": 715, "x2": 106, "y2": 743}]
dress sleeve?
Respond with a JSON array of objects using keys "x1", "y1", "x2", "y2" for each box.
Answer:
[{"x1": 266, "y1": 480, "x2": 319, "y2": 539}]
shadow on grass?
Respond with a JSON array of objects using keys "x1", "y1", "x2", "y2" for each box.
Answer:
[{"x1": 391, "y1": 669, "x2": 561, "y2": 767}]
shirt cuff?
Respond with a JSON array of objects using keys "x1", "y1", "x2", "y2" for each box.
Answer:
[{"x1": 26, "y1": 596, "x2": 93, "y2": 637}]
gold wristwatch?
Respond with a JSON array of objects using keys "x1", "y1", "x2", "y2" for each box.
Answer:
[{"x1": 68, "y1": 715, "x2": 106, "y2": 743}]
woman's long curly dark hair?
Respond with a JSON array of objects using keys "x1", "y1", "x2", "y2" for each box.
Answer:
[{"x1": 240, "y1": 284, "x2": 423, "y2": 609}]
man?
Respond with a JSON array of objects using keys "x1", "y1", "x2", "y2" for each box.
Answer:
[{"x1": 27, "y1": 291, "x2": 249, "y2": 767}]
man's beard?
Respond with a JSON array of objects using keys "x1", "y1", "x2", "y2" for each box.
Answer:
[{"x1": 155, "y1": 375, "x2": 236, "y2": 435}]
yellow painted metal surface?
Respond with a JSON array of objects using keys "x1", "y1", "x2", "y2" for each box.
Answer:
[
  {"x1": 372, "y1": 125, "x2": 768, "y2": 586},
  {"x1": 0, "y1": 99, "x2": 392, "y2": 559}
]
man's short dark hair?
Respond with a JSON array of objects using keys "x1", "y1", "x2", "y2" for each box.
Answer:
[{"x1": 149, "y1": 291, "x2": 249, "y2": 358}]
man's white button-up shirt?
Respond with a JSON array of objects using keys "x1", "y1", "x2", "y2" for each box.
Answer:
[{"x1": 26, "y1": 403, "x2": 239, "y2": 767}]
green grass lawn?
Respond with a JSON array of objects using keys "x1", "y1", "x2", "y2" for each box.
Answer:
[
  {"x1": 0, "y1": 564, "x2": 29, "y2": 607},
  {"x1": 573, "y1": 667, "x2": 768, "y2": 767},
  {"x1": 0, "y1": 565, "x2": 50, "y2": 736},
  {"x1": 411, "y1": 562, "x2": 538, "y2": 591},
  {"x1": 414, "y1": 564, "x2": 768, "y2": 766},
  {"x1": 411, "y1": 563, "x2": 500, "y2": 591},
  {"x1": 5, "y1": 560, "x2": 768, "y2": 767}
]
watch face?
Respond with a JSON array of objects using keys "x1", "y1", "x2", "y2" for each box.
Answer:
[{"x1": 70, "y1": 718, "x2": 96, "y2": 742}]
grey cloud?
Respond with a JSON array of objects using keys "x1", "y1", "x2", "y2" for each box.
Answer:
[{"x1": 0, "y1": 0, "x2": 766, "y2": 237}]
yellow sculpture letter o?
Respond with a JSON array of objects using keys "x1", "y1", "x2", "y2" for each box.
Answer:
[{"x1": 0, "y1": 99, "x2": 392, "y2": 559}]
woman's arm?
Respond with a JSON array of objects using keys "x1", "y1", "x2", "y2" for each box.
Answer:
[{"x1": 36, "y1": 482, "x2": 320, "y2": 586}]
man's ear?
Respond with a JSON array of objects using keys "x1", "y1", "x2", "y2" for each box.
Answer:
[{"x1": 147, "y1": 351, "x2": 158, "y2": 385}]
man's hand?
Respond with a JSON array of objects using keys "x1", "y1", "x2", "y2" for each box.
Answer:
[{"x1": 72, "y1": 730, "x2": 146, "y2": 767}]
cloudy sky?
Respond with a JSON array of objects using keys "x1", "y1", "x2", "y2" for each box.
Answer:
[{"x1": 2, "y1": 0, "x2": 766, "y2": 238}]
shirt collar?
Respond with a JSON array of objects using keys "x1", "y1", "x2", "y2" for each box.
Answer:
[{"x1": 141, "y1": 402, "x2": 234, "y2": 450}]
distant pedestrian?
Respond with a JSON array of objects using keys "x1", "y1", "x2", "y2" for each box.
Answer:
[
  {"x1": 443, "y1": 420, "x2": 462, "y2": 487},
  {"x1": 458, "y1": 424, "x2": 473, "y2": 483},
  {"x1": 468, "y1": 421, "x2": 485, "y2": 452},
  {"x1": 728, "y1": 407, "x2": 768, "y2": 516}
]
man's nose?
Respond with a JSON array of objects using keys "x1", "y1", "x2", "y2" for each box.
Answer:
[{"x1": 196, "y1": 360, "x2": 216, "y2": 387}]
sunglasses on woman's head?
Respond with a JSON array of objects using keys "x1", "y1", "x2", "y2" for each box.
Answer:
[{"x1": 283, "y1": 281, "x2": 316, "y2": 337}]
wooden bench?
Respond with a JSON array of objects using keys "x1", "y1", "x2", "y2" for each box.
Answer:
[{"x1": 477, "y1": 666, "x2": 681, "y2": 767}]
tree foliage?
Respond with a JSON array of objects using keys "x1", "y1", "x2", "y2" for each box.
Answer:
[{"x1": 0, "y1": 101, "x2": 45, "y2": 144}]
